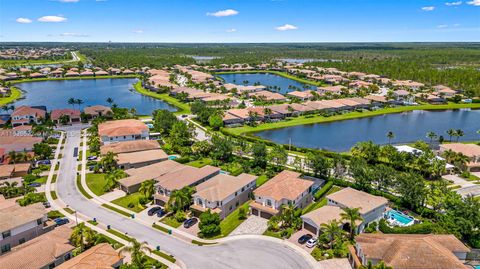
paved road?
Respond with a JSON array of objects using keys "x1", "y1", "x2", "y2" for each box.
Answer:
[{"x1": 56, "y1": 126, "x2": 315, "y2": 269}]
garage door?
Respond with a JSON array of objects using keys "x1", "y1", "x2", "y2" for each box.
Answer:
[
  {"x1": 303, "y1": 222, "x2": 318, "y2": 235},
  {"x1": 252, "y1": 208, "x2": 259, "y2": 216},
  {"x1": 260, "y1": 211, "x2": 273, "y2": 219}
]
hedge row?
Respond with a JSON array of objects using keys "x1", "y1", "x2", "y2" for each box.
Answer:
[
  {"x1": 378, "y1": 219, "x2": 435, "y2": 234},
  {"x1": 314, "y1": 181, "x2": 333, "y2": 200}
]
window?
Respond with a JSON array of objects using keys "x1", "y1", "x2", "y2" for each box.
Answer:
[
  {"x1": 266, "y1": 199, "x2": 272, "y2": 207},
  {"x1": 37, "y1": 218, "x2": 43, "y2": 225},
  {"x1": 235, "y1": 192, "x2": 238, "y2": 196},
  {"x1": 19, "y1": 238, "x2": 25, "y2": 244},
  {"x1": 2, "y1": 231, "x2": 11, "y2": 239},
  {"x1": 198, "y1": 199, "x2": 203, "y2": 206},
  {"x1": 235, "y1": 201, "x2": 239, "y2": 207},
  {"x1": 1, "y1": 244, "x2": 11, "y2": 253},
  {"x1": 229, "y1": 205, "x2": 232, "y2": 210}
]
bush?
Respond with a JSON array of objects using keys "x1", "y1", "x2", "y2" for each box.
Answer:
[
  {"x1": 174, "y1": 211, "x2": 186, "y2": 222},
  {"x1": 314, "y1": 181, "x2": 333, "y2": 200},
  {"x1": 127, "y1": 202, "x2": 135, "y2": 208},
  {"x1": 199, "y1": 210, "x2": 221, "y2": 238},
  {"x1": 238, "y1": 207, "x2": 247, "y2": 220},
  {"x1": 364, "y1": 222, "x2": 378, "y2": 233},
  {"x1": 22, "y1": 174, "x2": 38, "y2": 184},
  {"x1": 174, "y1": 156, "x2": 190, "y2": 164},
  {"x1": 17, "y1": 193, "x2": 46, "y2": 206},
  {"x1": 47, "y1": 210, "x2": 65, "y2": 219},
  {"x1": 379, "y1": 219, "x2": 435, "y2": 234},
  {"x1": 138, "y1": 197, "x2": 147, "y2": 205}
]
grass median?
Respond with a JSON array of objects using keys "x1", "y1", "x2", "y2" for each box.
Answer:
[
  {"x1": 76, "y1": 176, "x2": 93, "y2": 199},
  {"x1": 101, "y1": 203, "x2": 132, "y2": 217}
]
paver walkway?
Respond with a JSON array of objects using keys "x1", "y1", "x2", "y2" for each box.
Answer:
[{"x1": 230, "y1": 215, "x2": 268, "y2": 236}]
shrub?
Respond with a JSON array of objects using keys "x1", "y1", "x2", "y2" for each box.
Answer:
[
  {"x1": 47, "y1": 210, "x2": 65, "y2": 219},
  {"x1": 238, "y1": 207, "x2": 247, "y2": 220},
  {"x1": 174, "y1": 211, "x2": 186, "y2": 222},
  {"x1": 127, "y1": 202, "x2": 135, "y2": 208},
  {"x1": 199, "y1": 210, "x2": 221, "y2": 238},
  {"x1": 364, "y1": 222, "x2": 378, "y2": 233},
  {"x1": 138, "y1": 196, "x2": 147, "y2": 205},
  {"x1": 22, "y1": 174, "x2": 38, "y2": 184},
  {"x1": 314, "y1": 181, "x2": 333, "y2": 200},
  {"x1": 379, "y1": 219, "x2": 435, "y2": 234}
]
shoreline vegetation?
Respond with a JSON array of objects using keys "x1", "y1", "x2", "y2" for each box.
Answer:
[
  {"x1": 133, "y1": 81, "x2": 191, "y2": 115},
  {"x1": 223, "y1": 102, "x2": 480, "y2": 136},
  {"x1": 214, "y1": 70, "x2": 327, "y2": 87}
]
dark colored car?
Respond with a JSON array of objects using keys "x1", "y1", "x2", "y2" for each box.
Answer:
[
  {"x1": 147, "y1": 207, "x2": 162, "y2": 216},
  {"x1": 297, "y1": 234, "x2": 313, "y2": 244},
  {"x1": 54, "y1": 218, "x2": 70, "y2": 226},
  {"x1": 87, "y1": 156, "x2": 98, "y2": 161},
  {"x1": 183, "y1": 218, "x2": 198, "y2": 228},
  {"x1": 36, "y1": 160, "x2": 51, "y2": 165},
  {"x1": 43, "y1": 201, "x2": 51, "y2": 208},
  {"x1": 156, "y1": 209, "x2": 166, "y2": 218},
  {"x1": 28, "y1": 182, "x2": 41, "y2": 187}
]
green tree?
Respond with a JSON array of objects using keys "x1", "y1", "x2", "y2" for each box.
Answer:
[
  {"x1": 167, "y1": 186, "x2": 194, "y2": 213},
  {"x1": 320, "y1": 220, "x2": 346, "y2": 249},
  {"x1": 386, "y1": 131, "x2": 395, "y2": 145},
  {"x1": 104, "y1": 169, "x2": 125, "y2": 192},
  {"x1": 168, "y1": 121, "x2": 194, "y2": 150},
  {"x1": 208, "y1": 113, "x2": 224, "y2": 130},
  {"x1": 33, "y1": 142, "x2": 53, "y2": 160},
  {"x1": 139, "y1": 179, "x2": 155, "y2": 199},
  {"x1": 70, "y1": 223, "x2": 96, "y2": 252},
  {"x1": 446, "y1": 129, "x2": 456, "y2": 142},
  {"x1": 210, "y1": 135, "x2": 233, "y2": 162},
  {"x1": 100, "y1": 151, "x2": 118, "y2": 173},
  {"x1": 120, "y1": 239, "x2": 151, "y2": 268},
  {"x1": 340, "y1": 207, "x2": 363, "y2": 240},
  {"x1": 426, "y1": 131, "x2": 437, "y2": 146},
  {"x1": 153, "y1": 109, "x2": 177, "y2": 135},
  {"x1": 251, "y1": 142, "x2": 268, "y2": 168},
  {"x1": 306, "y1": 153, "x2": 332, "y2": 179},
  {"x1": 268, "y1": 145, "x2": 288, "y2": 169},
  {"x1": 199, "y1": 210, "x2": 221, "y2": 238},
  {"x1": 397, "y1": 172, "x2": 426, "y2": 210}
]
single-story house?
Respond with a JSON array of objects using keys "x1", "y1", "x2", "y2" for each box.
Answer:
[
  {"x1": 98, "y1": 119, "x2": 149, "y2": 145},
  {"x1": 286, "y1": 90, "x2": 314, "y2": 101},
  {"x1": 56, "y1": 243, "x2": 124, "y2": 269},
  {"x1": 51, "y1": 109, "x2": 81, "y2": 125},
  {"x1": 116, "y1": 149, "x2": 168, "y2": 170},
  {"x1": 0, "y1": 163, "x2": 31, "y2": 179},
  {"x1": 83, "y1": 105, "x2": 113, "y2": 119},
  {"x1": 100, "y1": 140, "x2": 160, "y2": 155}
]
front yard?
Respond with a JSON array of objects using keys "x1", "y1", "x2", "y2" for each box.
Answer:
[
  {"x1": 85, "y1": 173, "x2": 107, "y2": 196},
  {"x1": 111, "y1": 192, "x2": 149, "y2": 213}
]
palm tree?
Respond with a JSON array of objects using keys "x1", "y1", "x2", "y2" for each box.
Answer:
[
  {"x1": 106, "y1": 97, "x2": 114, "y2": 106},
  {"x1": 103, "y1": 169, "x2": 125, "y2": 192},
  {"x1": 167, "y1": 186, "x2": 194, "y2": 212},
  {"x1": 68, "y1": 97, "x2": 76, "y2": 109},
  {"x1": 446, "y1": 129, "x2": 456, "y2": 142},
  {"x1": 320, "y1": 220, "x2": 346, "y2": 249},
  {"x1": 100, "y1": 151, "x2": 118, "y2": 173},
  {"x1": 455, "y1": 129, "x2": 464, "y2": 142},
  {"x1": 280, "y1": 203, "x2": 297, "y2": 228},
  {"x1": 8, "y1": 151, "x2": 17, "y2": 164},
  {"x1": 120, "y1": 239, "x2": 151, "y2": 268},
  {"x1": 75, "y1": 99, "x2": 84, "y2": 110},
  {"x1": 139, "y1": 179, "x2": 154, "y2": 199},
  {"x1": 386, "y1": 131, "x2": 395, "y2": 145},
  {"x1": 426, "y1": 131, "x2": 437, "y2": 146},
  {"x1": 70, "y1": 223, "x2": 96, "y2": 252},
  {"x1": 340, "y1": 207, "x2": 363, "y2": 240}
]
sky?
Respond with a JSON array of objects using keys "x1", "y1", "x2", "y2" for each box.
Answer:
[{"x1": 0, "y1": 0, "x2": 479, "y2": 43}]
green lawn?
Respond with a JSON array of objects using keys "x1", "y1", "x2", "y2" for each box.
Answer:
[
  {"x1": 302, "y1": 186, "x2": 343, "y2": 214},
  {"x1": 107, "y1": 228, "x2": 134, "y2": 242},
  {"x1": 186, "y1": 158, "x2": 213, "y2": 168},
  {"x1": 111, "y1": 192, "x2": 148, "y2": 213},
  {"x1": 152, "y1": 250, "x2": 177, "y2": 263},
  {"x1": 218, "y1": 202, "x2": 250, "y2": 237},
  {"x1": 50, "y1": 191, "x2": 58, "y2": 200},
  {"x1": 256, "y1": 175, "x2": 269, "y2": 187},
  {"x1": 51, "y1": 174, "x2": 57, "y2": 183},
  {"x1": 76, "y1": 176, "x2": 93, "y2": 199},
  {"x1": 224, "y1": 102, "x2": 480, "y2": 136},
  {"x1": 133, "y1": 82, "x2": 191, "y2": 114},
  {"x1": 0, "y1": 88, "x2": 22, "y2": 106},
  {"x1": 102, "y1": 203, "x2": 131, "y2": 217},
  {"x1": 160, "y1": 216, "x2": 182, "y2": 228},
  {"x1": 85, "y1": 173, "x2": 107, "y2": 196},
  {"x1": 33, "y1": 176, "x2": 48, "y2": 184},
  {"x1": 153, "y1": 223, "x2": 171, "y2": 233},
  {"x1": 63, "y1": 207, "x2": 76, "y2": 214}
]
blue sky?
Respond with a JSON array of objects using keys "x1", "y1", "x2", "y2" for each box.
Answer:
[{"x1": 0, "y1": 0, "x2": 479, "y2": 42}]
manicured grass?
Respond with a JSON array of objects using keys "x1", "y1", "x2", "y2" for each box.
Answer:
[
  {"x1": 100, "y1": 234, "x2": 124, "y2": 250},
  {"x1": 102, "y1": 203, "x2": 132, "y2": 217},
  {"x1": 186, "y1": 158, "x2": 213, "y2": 168},
  {"x1": 191, "y1": 240, "x2": 217, "y2": 246},
  {"x1": 218, "y1": 202, "x2": 250, "y2": 237},
  {"x1": 50, "y1": 191, "x2": 58, "y2": 200},
  {"x1": 76, "y1": 176, "x2": 93, "y2": 199},
  {"x1": 0, "y1": 88, "x2": 22, "y2": 106},
  {"x1": 152, "y1": 223, "x2": 171, "y2": 234},
  {"x1": 219, "y1": 162, "x2": 244, "y2": 176},
  {"x1": 160, "y1": 216, "x2": 182, "y2": 228},
  {"x1": 214, "y1": 70, "x2": 326, "y2": 87},
  {"x1": 152, "y1": 250, "x2": 177, "y2": 263},
  {"x1": 34, "y1": 176, "x2": 48, "y2": 184},
  {"x1": 263, "y1": 230, "x2": 283, "y2": 239},
  {"x1": 256, "y1": 175, "x2": 269, "y2": 187},
  {"x1": 51, "y1": 174, "x2": 57, "y2": 183},
  {"x1": 224, "y1": 102, "x2": 480, "y2": 136},
  {"x1": 302, "y1": 186, "x2": 342, "y2": 214},
  {"x1": 111, "y1": 192, "x2": 148, "y2": 213},
  {"x1": 87, "y1": 220, "x2": 98, "y2": 226},
  {"x1": 47, "y1": 210, "x2": 65, "y2": 219},
  {"x1": 107, "y1": 228, "x2": 134, "y2": 242},
  {"x1": 55, "y1": 163, "x2": 60, "y2": 171},
  {"x1": 63, "y1": 207, "x2": 76, "y2": 214},
  {"x1": 85, "y1": 173, "x2": 107, "y2": 196},
  {"x1": 134, "y1": 82, "x2": 191, "y2": 114}
]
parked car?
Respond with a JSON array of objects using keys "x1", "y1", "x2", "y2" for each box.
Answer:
[
  {"x1": 181, "y1": 114, "x2": 188, "y2": 118},
  {"x1": 36, "y1": 160, "x2": 51, "y2": 166},
  {"x1": 183, "y1": 218, "x2": 198, "y2": 228},
  {"x1": 297, "y1": 234, "x2": 313, "y2": 244},
  {"x1": 87, "y1": 156, "x2": 98, "y2": 161},
  {"x1": 54, "y1": 218, "x2": 70, "y2": 226},
  {"x1": 306, "y1": 238, "x2": 318, "y2": 248},
  {"x1": 147, "y1": 206, "x2": 162, "y2": 216},
  {"x1": 28, "y1": 182, "x2": 41, "y2": 187},
  {"x1": 43, "y1": 201, "x2": 51, "y2": 208},
  {"x1": 156, "y1": 209, "x2": 166, "y2": 218}
]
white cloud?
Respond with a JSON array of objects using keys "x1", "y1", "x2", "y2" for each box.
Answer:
[
  {"x1": 38, "y1": 15, "x2": 67, "y2": 22},
  {"x1": 133, "y1": 29, "x2": 144, "y2": 34},
  {"x1": 206, "y1": 9, "x2": 239, "y2": 17},
  {"x1": 467, "y1": 0, "x2": 480, "y2": 5},
  {"x1": 275, "y1": 24, "x2": 298, "y2": 31},
  {"x1": 421, "y1": 6, "x2": 435, "y2": 11},
  {"x1": 437, "y1": 24, "x2": 448, "y2": 28},
  {"x1": 226, "y1": 28, "x2": 237, "y2": 33},
  {"x1": 445, "y1": 1, "x2": 462, "y2": 6},
  {"x1": 60, "y1": 32, "x2": 88, "y2": 37},
  {"x1": 16, "y1": 17, "x2": 32, "y2": 24}
]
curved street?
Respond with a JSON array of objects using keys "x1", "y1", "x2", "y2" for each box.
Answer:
[{"x1": 55, "y1": 127, "x2": 315, "y2": 269}]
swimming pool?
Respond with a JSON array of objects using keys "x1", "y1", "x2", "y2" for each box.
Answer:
[{"x1": 386, "y1": 210, "x2": 414, "y2": 226}]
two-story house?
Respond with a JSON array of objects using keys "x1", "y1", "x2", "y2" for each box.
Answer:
[
  {"x1": 191, "y1": 173, "x2": 257, "y2": 219},
  {"x1": 0, "y1": 202, "x2": 54, "y2": 254},
  {"x1": 98, "y1": 119, "x2": 149, "y2": 145},
  {"x1": 250, "y1": 170, "x2": 314, "y2": 219},
  {"x1": 11, "y1": 106, "x2": 46, "y2": 127},
  {"x1": 440, "y1": 143, "x2": 480, "y2": 172}
]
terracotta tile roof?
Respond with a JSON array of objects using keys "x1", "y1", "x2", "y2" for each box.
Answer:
[
  {"x1": 194, "y1": 173, "x2": 257, "y2": 202},
  {"x1": 0, "y1": 136, "x2": 42, "y2": 152},
  {"x1": 0, "y1": 202, "x2": 46, "y2": 232},
  {"x1": 441, "y1": 143, "x2": 480, "y2": 158},
  {"x1": 100, "y1": 140, "x2": 160, "y2": 155},
  {"x1": 365, "y1": 95, "x2": 387, "y2": 103},
  {"x1": 98, "y1": 119, "x2": 148, "y2": 137},
  {"x1": 51, "y1": 109, "x2": 81, "y2": 121},
  {"x1": 326, "y1": 187, "x2": 388, "y2": 214},
  {"x1": 11, "y1": 105, "x2": 46, "y2": 118},
  {"x1": 83, "y1": 105, "x2": 112, "y2": 116},
  {"x1": 56, "y1": 243, "x2": 123, "y2": 269},
  {"x1": 249, "y1": 201, "x2": 279, "y2": 215},
  {"x1": 120, "y1": 160, "x2": 183, "y2": 187},
  {"x1": 301, "y1": 205, "x2": 344, "y2": 226},
  {"x1": 116, "y1": 149, "x2": 168, "y2": 166},
  {"x1": 254, "y1": 170, "x2": 313, "y2": 201},
  {"x1": 356, "y1": 233, "x2": 469, "y2": 269},
  {"x1": 156, "y1": 165, "x2": 221, "y2": 191},
  {"x1": 0, "y1": 163, "x2": 31, "y2": 178},
  {"x1": 0, "y1": 226, "x2": 74, "y2": 269},
  {"x1": 286, "y1": 91, "x2": 313, "y2": 99},
  {"x1": 249, "y1": 90, "x2": 286, "y2": 101}
]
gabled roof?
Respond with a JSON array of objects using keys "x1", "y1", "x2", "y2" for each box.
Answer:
[
  {"x1": 51, "y1": 109, "x2": 81, "y2": 121},
  {"x1": 0, "y1": 202, "x2": 46, "y2": 232},
  {"x1": 156, "y1": 165, "x2": 220, "y2": 191},
  {"x1": 254, "y1": 170, "x2": 313, "y2": 201},
  {"x1": 11, "y1": 105, "x2": 46, "y2": 118}
]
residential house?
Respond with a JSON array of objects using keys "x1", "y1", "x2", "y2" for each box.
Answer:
[
  {"x1": 393, "y1": 89, "x2": 414, "y2": 104},
  {"x1": 433, "y1": 85, "x2": 457, "y2": 97},
  {"x1": 191, "y1": 173, "x2": 257, "y2": 219},
  {"x1": 83, "y1": 105, "x2": 113, "y2": 119},
  {"x1": 352, "y1": 233, "x2": 470, "y2": 269},
  {"x1": 440, "y1": 143, "x2": 480, "y2": 172},
  {"x1": 116, "y1": 149, "x2": 168, "y2": 170},
  {"x1": 57, "y1": 243, "x2": 124, "y2": 269},
  {"x1": 98, "y1": 119, "x2": 149, "y2": 145},
  {"x1": 317, "y1": 85, "x2": 346, "y2": 95},
  {"x1": 286, "y1": 90, "x2": 314, "y2": 101},
  {"x1": 51, "y1": 109, "x2": 81, "y2": 125},
  {"x1": 0, "y1": 163, "x2": 31, "y2": 179},
  {"x1": 250, "y1": 170, "x2": 314, "y2": 219},
  {"x1": 11, "y1": 106, "x2": 46, "y2": 126},
  {"x1": 249, "y1": 90, "x2": 286, "y2": 102},
  {"x1": 100, "y1": 140, "x2": 160, "y2": 155}
]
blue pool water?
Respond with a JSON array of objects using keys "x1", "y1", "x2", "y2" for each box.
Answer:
[
  {"x1": 386, "y1": 210, "x2": 414, "y2": 226},
  {"x1": 168, "y1": 156, "x2": 177, "y2": 160}
]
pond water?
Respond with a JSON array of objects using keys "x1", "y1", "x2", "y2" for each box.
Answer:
[
  {"x1": 217, "y1": 73, "x2": 316, "y2": 94},
  {"x1": 14, "y1": 78, "x2": 177, "y2": 115},
  {"x1": 254, "y1": 109, "x2": 480, "y2": 152}
]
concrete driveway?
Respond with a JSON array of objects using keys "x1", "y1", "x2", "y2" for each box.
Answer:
[
  {"x1": 230, "y1": 215, "x2": 268, "y2": 236},
  {"x1": 289, "y1": 229, "x2": 316, "y2": 254},
  {"x1": 55, "y1": 127, "x2": 316, "y2": 269}
]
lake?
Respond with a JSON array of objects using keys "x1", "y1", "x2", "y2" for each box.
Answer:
[
  {"x1": 217, "y1": 73, "x2": 316, "y2": 94},
  {"x1": 14, "y1": 78, "x2": 177, "y2": 115},
  {"x1": 254, "y1": 109, "x2": 480, "y2": 152}
]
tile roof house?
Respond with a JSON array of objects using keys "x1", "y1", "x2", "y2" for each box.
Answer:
[
  {"x1": 286, "y1": 90, "x2": 314, "y2": 101},
  {"x1": 56, "y1": 243, "x2": 124, "y2": 269},
  {"x1": 353, "y1": 233, "x2": 470, "y2": 269},
  {"x1": 51, "y1": 109, "x2": 81, "y2": 125},
  {"x1": 0, "y1": 202, "x2": 54, "y2": 253},
  {"x1": 11, "y1": 106, "x2": 46, "y2": 127},
  {"x1": 116, "y1": 149, "x2": 168, "y2": 170},
  {"x1": 191, "y1": 173, "x2": 257, "y2": 219},
  {"x1": 100, "y1": 140, "x2": 160, "y2": 155},
  {"x1": 98, "y1": 119, "x2": 149, "y2": 145},
  {"x1": 440, "y1": 143, "x2": 480, "y2": 172},
  {"x1": 0, "y1": 226, "x2": 74, "y2": 269},
  {"x1": 317, "y1": 85, "x2": 346, "y2": 95},
  {"x1": 0, "y1": 136, "x2": 43, "y2": 153},
  {"x1": 83, "y1": 105, "x2": 113, "y2": 118},
  {"x1": 250, "y1": 170, "x2": 314, "y2": 219},
  {"x1": 0, "y1": 163, "x2": 31, "y2": 179},
  {"x1": 301, "y1": 205, "x2": 346, "y2": 236}
]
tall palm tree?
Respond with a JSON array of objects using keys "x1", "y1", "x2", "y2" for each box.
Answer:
[
  {"x1": 70, "y1": 223, "x2": 96, "y2": 252},
  {"x1": 75, "y1": 99, "x2": 84, "y2": 110},
  {"x1": 281, "y1": 203, "x2": 297, "y2": 228},
  {"x1": 139, "y1": 179, "x2": 155, "y2": 199},
  {"x1": 340, "y1": 207, "x2": 363, "y2": 240},
  {"x1": 426, "y1": 131, "x2": 437, "y2": 146},
  {"x1": 320, "y1": 220, "x2": 346, "y2": 249},
  {"x1": 446, "y1": 129, "x2": 456, "y2": 142},
  {"x1": 106, "y1": 97, "x2": 114, "y2": 106},
  {"x1": 100, "y1": 151, "x2": 118, "y2": 173},
  {"x1": 68, "y1": 97, "x2": 76, "y2": 109},
  {"x1": 167, "y1": 186, "x2": 194, "y2": 212},
  {"x1": 455, "y1": 129, "x2": 464, "y2": 142},
  {"x1": 103, "y1": 169, "x2": 125, "y2": 192},
  {"x1": 386, "y1": 131, "x2": 395, "y2": 145},
  {"x1": 120, "y1": 239, "x2": 151, "y2": 268}
]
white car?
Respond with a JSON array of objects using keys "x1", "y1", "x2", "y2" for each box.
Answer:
[{"x1": 306, "y1": 238, "x2": 318, "y2": 248}]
